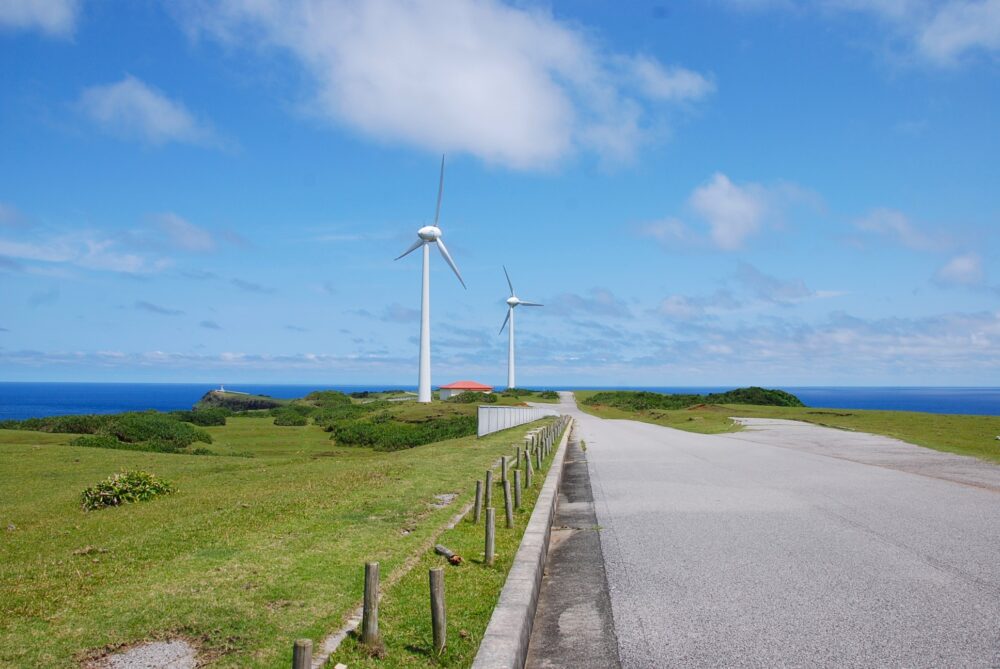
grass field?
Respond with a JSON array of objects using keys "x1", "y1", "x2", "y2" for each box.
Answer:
[
  {"x1": 0, "y1": 411, "x2": 556, "y2": 668},
  {"x1": 574, "y1": 391, "x2": 1000, "y2": 463},
  {"x1": 330, "y1": 422, "x2": 565, "y2": 668}
]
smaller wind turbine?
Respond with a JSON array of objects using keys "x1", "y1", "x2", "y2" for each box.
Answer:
[
  {"x1": 499, "y1": 266, "x2": 542, "y2": 390},
  {"x1": 395, "y1": 156, "x2": 466, "y2": 403}
]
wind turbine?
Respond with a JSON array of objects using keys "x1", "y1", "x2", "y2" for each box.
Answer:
[
  {"x1": 395, "y1": 155, "x2": 466, "y2": 403},
  {"x1": 499, "y1": 266, "x2": 542, "y2": 390}
]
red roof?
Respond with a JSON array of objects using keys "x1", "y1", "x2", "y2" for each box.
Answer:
[{"x1": 439, "y1": 380, "x2": 493, "y2": 391}]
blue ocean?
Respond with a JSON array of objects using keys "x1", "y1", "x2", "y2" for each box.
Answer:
[{"x1": 0, "y1": 383, "x2": 998, "y2": 420}]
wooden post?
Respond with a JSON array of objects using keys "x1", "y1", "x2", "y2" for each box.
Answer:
[
  {"x1": 501, "y1": 455, "x2": 508, "y2": 483},
  {"x1": 484, "y1": 469, "x2": 493, "y2": 510},
  {"x1": 485, "y1": 508, "x2": 495, "y2": 566},
  {"x1": 361, "y1": 562, "x2": 380, "y2": 646},
  {"x1": 429, "y1": 567, "x2": 447, "y2": 654},
  {"x1": 503, "y1": 479, "x2": 513, "y2": 528},
  {"x1": 536, "y1": 447, "x2": 542, "y2": 471},
  {"x1": 513, "y1": 469, "x2": 522, "y2": 509},
  {"x1": 516, "y1": 446, "x2": 522, "y2": 469},
  {"x1": 525, "y1": 456, "x2": 533, "y2": 487},
  {"x1": 473, "y1": 480, "x2": 483, "y2": 524},
  {"x1": 292, "y1": 639, "x2": 312, "y2": 669}
]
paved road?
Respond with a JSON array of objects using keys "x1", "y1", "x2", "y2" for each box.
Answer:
[{"x1": 556, "y1": 394, "x2": 1000, "y2": 668}]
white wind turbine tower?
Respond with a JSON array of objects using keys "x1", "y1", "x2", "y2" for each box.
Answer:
[
  {"x1": 499, "y1": 266, "x2": 542, "y2": 390},
  {"x1": 395, "y1": 156, "x2": 466, "y2": 403}
]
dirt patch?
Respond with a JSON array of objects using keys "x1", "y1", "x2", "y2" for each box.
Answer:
[
  {"x1": 83, "y1": 639, "x2": 197, "y2": 669},
  {"x1": 430, "y1": 493, "x2": 457, "y2": 509}
]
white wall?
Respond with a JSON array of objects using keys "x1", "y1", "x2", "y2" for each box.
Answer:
[{"x1": 477, "y1": 405, "x2": 559, "y2": 437}]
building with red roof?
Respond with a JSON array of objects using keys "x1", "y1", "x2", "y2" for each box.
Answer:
[{"x1": 438, "y1": 380, "x2": 494, "y2": 400}]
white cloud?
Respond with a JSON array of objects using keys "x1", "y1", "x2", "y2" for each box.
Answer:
[
  {"x1": 936, "y1": 252, "x2": 984, "y2": 285},
  {"x1": 0, "y1": 0, "x2": 78, "y2": 36},
  {"x1": 154, "y1": 213, "x2": 216, "y2": 252},
  {"x1": 627, "y1": 56, "x2": 715, "y2": 102},
  {"x1": 639, "y1": 218, "x2": 698, "y2": 248},
  {"x1": 0, "y1": 202, "x2": 27, "y2": 228},
  {"x1": 177, "y1": 0, "x2": 711, "y2": 169},
  {"x1": 641, "y1": 174, "x2": 817, "y2": 251},
  {"x1": 545, "y1": 288, "x2": 632, "y2": 318},
  {"x1": 657, "y1": 295, "x2": 707, "y2": 320},
  {"x1": 735, "y1": 0, "x2": 1000, "y2": 65},
  {"x1": 79, "y1": 76, "x2": 216, "y2": 146},
  {"x1": 854, "y1": 207, "x2": 941, "y2": 250},
  {"x1": 689, "y1": 173, "x2": 767, "y2": 250},
  {"x1": 0, "y1": 231, "x2": 168, "y2": 274},
  {"x1": 917, "y1": 0, "x2": 1000, "y2": 64}
]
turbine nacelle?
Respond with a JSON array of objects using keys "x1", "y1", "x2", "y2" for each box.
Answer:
[
  {"x1": 506, "y1": 296, "x2": 521, "y2": 307},
  {"x1": 418, "y1": 225, "x2": 442, "y2": 242}
]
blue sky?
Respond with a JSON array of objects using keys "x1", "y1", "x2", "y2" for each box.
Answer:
[{"x1": 1, "y1": 0, "x2": 998, "y2": 387}]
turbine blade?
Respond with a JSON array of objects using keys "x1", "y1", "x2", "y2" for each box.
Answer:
[
  {"x1": 435, "y1": 237, "x2": 466, "y2": 288},
  {"x1": 394, "y1": 237, "x2": 424, "y2": 260},
  {"x1": 433, "y1": 154, "x2": 445, "y2": 227},
  {"x1": 519, "y1": 301, "x2": 543, "y2": 307},
  {"x1": 499, "y1": 308, "x2": 511, "y2": 334},
  {"x1": 503, "y1": 265, "x2": 514, "y2": 296}
]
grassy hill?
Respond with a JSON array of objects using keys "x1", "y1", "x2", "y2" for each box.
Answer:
[{"x1": 0, "y1": 397, "x2": 559, "y2": 667}]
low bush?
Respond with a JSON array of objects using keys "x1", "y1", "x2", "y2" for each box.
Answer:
[
  {"x1": 97, "y1": 413, "x2": 213, "y2": 447},
  {"x1": 583, "y1": 387, "x2": 804, "y2": 411},
  {"x1": 446, "y1": 391, "x2": 497, "y2": 404},
  {"x1": 538, "y1": 391, "x2": 559, "y2": 400},
  {"x1": 0, "y1": 413, "x2": 114, "y2": 434},
  {"x1": 313, "y1": 402, "x2": 385, "y2": 429},
  {"x1": 71, "y1": 435, "x2": 125, "y2": 450},
  {"x1": 81, "y1": 470, "x2": 175, "y2": 511},
  {"x1": 170, "y1": 408, "x2": 229, "y2": 426},
  {"x1": 71, "y1": 435, "x2": 207, "y2": 454},
  {"x1": 330, "y1": 414, "x2": 477, "y2": 451},
  {"x1": 273, "y1": 409, "x2": 308, "y2": 426},
  {"x1": 304, "y1": 390, "x2": 352, "y2": 406}
]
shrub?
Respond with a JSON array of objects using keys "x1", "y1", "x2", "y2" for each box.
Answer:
[
  {"x1": 304, "y1": 390, "x2": 352, "y2": 406},
  {"x1": 0, "y1": 413, "x2": 114, "y2": 434},
  {"x1": 583, "y1": 387, "x2": 804, "y2": 411},
  {"x1": 313, "y1": 402, "x2": 386, "y2": 429},
  {"x1": 538, "y1": 391, "x2": 559, "y2": 400},
  {"x1": 170, "y1": 408, "x2": 228, "y2": 426},
  {"x1": 446, "y1": 391, "x2": 497, "y2": 404},
  {"x1": 97, "y1": 413, "x2": 212, "y2": 447},
  {"x1": 273, "y1": 410, "x2": 308, "y2": 426},
  {"x1": 330, "y1": 414, "x2": 477, "y2": 451},
  {"x1": 81, "y1": 470, "x2": 175, "y2": 511},
  {"x1": 71, "y1": 435, "x2": 125, "y2": 450},
  {"x1": 71, "y1": 435, "x2": 208, "y2": 454}
]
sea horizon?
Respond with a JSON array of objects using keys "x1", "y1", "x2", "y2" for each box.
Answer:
[{"x1": 1, "y1": 382, "x2": 998, "y2": 420}]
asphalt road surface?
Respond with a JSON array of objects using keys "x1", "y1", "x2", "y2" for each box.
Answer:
[{"x1": 556, "y1": 394, "x2": 1000, "y2": 668}]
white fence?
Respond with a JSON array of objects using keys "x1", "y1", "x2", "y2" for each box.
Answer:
[{"x1": 477, "y1": 405, "x2": 559, "y2": 437}]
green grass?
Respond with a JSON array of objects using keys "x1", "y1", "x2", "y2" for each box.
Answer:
[
  {"x1": 0, "y1": 410, "x2": 557, "y2": 668},
  {"x1": 574, "y1": 391, "x2": 1000, "y2": 463},
  {"x1": 331, "y1": 421, "x2": 565, "y2": 668}
]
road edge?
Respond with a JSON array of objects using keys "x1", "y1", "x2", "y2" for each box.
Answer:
[{"x1": 470, "y1": 417, "x2": 573, "y2": 669}]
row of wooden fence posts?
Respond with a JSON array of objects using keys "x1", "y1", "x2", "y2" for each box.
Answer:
[{"x1": 292, "y1": 415, "x2": 570, "y2": 666}]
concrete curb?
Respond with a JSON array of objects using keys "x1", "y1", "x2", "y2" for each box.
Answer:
[{"x1": 471, "y1": 417, "x2": 573, "y2": 669}]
